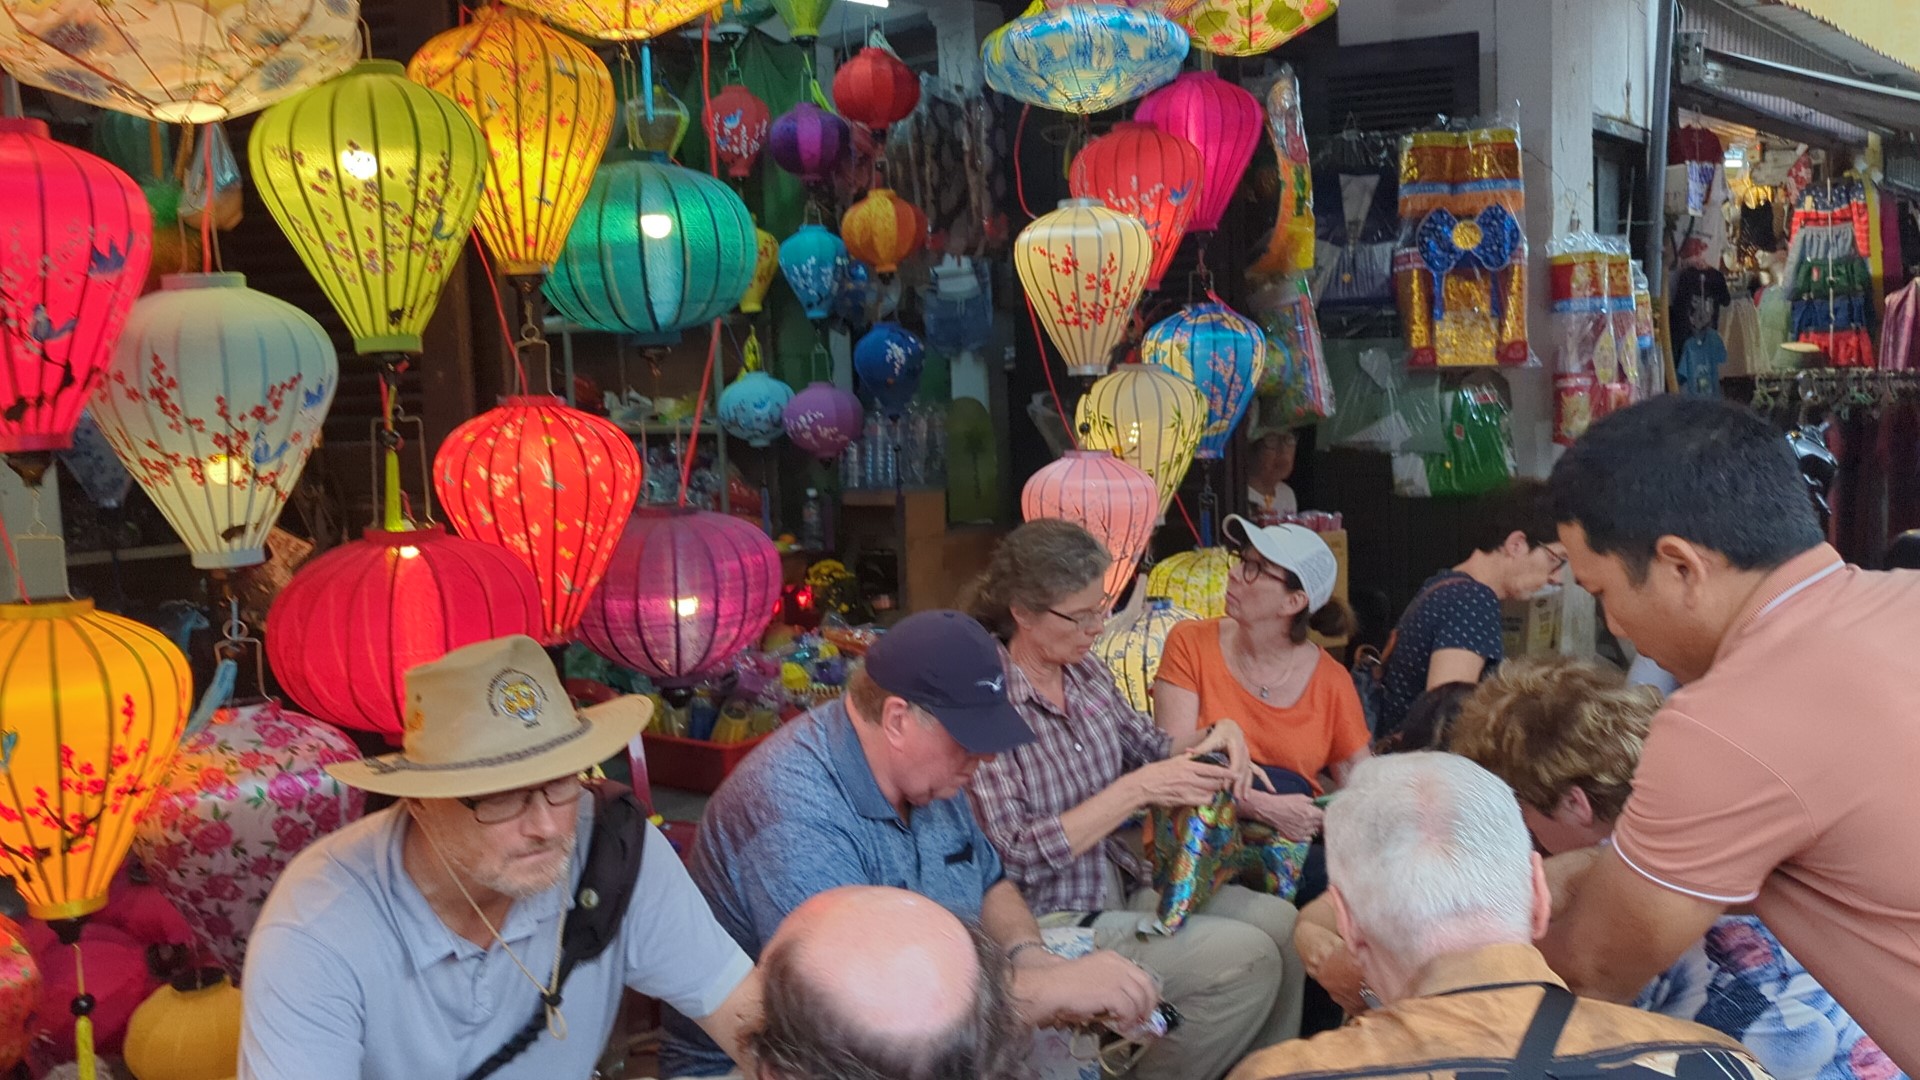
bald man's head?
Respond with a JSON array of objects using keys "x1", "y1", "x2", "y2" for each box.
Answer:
[{"x1": 749, "y1": 886, "x2": 1027, "y2": 1080}]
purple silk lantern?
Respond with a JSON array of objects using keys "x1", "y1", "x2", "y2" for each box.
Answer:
[
  {"x1": 782, "y1": 380, "x2": 863, "y2": 460},
  {"x1": 768, "y1": 101, "x2": 850, "y2": 183},
  {"x1": 578, "y1": 509, "x2": 782, "y2": 687}
]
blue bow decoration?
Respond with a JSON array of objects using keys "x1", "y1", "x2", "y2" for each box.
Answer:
[{"x1": 1415, "y1": 205, "x2": 1523, "y2": 321}]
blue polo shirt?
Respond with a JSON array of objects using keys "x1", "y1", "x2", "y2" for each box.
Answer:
[{"x1": 660, "y1": 700, "x2": 1005, "y2": 1077}]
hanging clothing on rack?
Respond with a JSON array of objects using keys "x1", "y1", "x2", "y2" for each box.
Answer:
[
  {"x1": 1882, "y1": 279, "x2": 1920, "y2": 372},
  {"x1": 1720, "y1": 293, "x2": 1763, "y2": 378},
  {"x1": 1311, "y1": 130, "x2": 1400, "y2": 308},
  {"x1": 1786, "y1": 181, "x2": 1876, "y2": 367}
]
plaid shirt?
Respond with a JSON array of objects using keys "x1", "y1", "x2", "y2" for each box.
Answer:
[{"x1": 967, "y1": 649, "x2": 1174, "y2": 917}]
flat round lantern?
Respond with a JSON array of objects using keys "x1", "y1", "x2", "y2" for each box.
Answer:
[
  {"x1": 91, "y1": 273, "x2": 338, "y2": 569},
  {"x1": 780, "y1": 224, "x2": 849, "y2": 321},
  {"x1": 1069, "y1": 122, "x2": 1203, "y2": 293},
  {"x1": 783, "y1": 381, "x2": 863, "y2": 461},
  {"x1": 1178, "y1": 0, "x2": 1338, "y2": 56},
  {"x1": 249, "y1": 60, "x2": 488, "y2": 356},
  {"x1": 408, "y1": 5, "x2": 616, "y2": 276},
  {"x1": 771, "y1": 0, "x2": 836, "y2": 43},
  {"x1": 1145, "y1": 546, "x2": 1231, "y2": 618},
  {"x1": 768, "y1": 101, "x2": 850, "y2": 184},
  {"x1": 1094, "y1": 598, "x2": 1199, "y2": 711},
  {"x1": 578, "y1": 508, "x2": 783, "y2": 687},
  {"x1": 740, "y1": 226, "x2": 782, "y2": 315},
  {"x1": 545, "y1": 154, "x2": 758, "y2": 342},
  {"x1": 833, "y1": 46, "x2": 920, "y2": 129},
  {"x1": 435, "y1": 397, "x2": 643, "y2": 643},
  {"x1": 0, "y1": 0, "x2": 358, "y2": 123},
  {"x1": 706, "y1": 83, "x2": 772, "y2": 179},
  {"x1": 1043, "y1": 0, "x2": 1202, "y2": 12},
  {"x1": 719, "y1": 336, "x2": 793, "y2": 447},
  {"x1": 982, "y1": 3, "x2": 1188, "y2": 115},
  {"x1": 504, "y1": 0, "x2": 716, "y2": 40},
  {"x1": 1075, "y1": 362, "x2": 1205, "y2": 517},
  {"x1": 0, "y1": 119, "x2": 152, "y2": 461},
  {"x1": 1023, "y1": 449, "x2": 1160, "y2": 606},
  {"x1": 854, "y1": 323, "x2": 925, "y2": 414},
  {"x1": 1014, "y1": 199, "x2": 1151, "y2": 378},
  {"x1": 122, "y1": 969, "x2": 243, "y2": 1080},
  {"x1": 841, "y1": 188, "x2": 926, "y2": 275},
  {"x1": 1141, "y1": 302, "x2": 1267, "y2": 459},
  {"x1": 1134, "y1": 70, "x2": 1263, "y2": 233}
]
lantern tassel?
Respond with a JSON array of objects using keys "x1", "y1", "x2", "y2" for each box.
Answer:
[
  {"x1": 51, "y1": 921, "x2": 98, "y2": 1080},
  {"x1": 641, "y1": 45, "x2": 655, "y2": 124}
]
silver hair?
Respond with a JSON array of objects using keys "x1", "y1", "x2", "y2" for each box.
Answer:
[
  {"x1": 1324, "y1": 752, "x2": 1537, "y2": 968},
  {"x1": 963, "y1": 519, "x2": 1110, "y2": 640}
]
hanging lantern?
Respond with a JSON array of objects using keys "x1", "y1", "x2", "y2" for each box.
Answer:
[
  {"x1": 982, "y1": 3, "x2": 1188, "y2": 115},
  {"x1": 435, "y1": 397, "x2": 644, "y2": 642},
  {"x1": 771, "y1": 0, "x2": 836, "y2": 43},
  {"x1": 122, "y1": 968, "x2": 243, "y2": 1080},
  {"x1": 706, "y1": 83, "x2": 772, "y2": 179},
  {"x1": 1141, "y1": 302, "x2": 1267, "y2": 460},
  {"x1": 408, "y1": 5, "x2": 616, "y2": 276},
  {"x1": 783, "y1": 381, "x2": 863, "y2": 460},
  {"x1": 0, "y1": 917, "x2": 36, "y2": 1071},
  {"x1": 503, "y1": 0, "x2": 715, "y2": 40},
  {"x1": 1014, "y1": 199, "x2": 1151, "y2": 378},
  {"x1": 1094, "y1": 598, "x2": 1199, "y2": 711},
  {"x1": 248, "y1": 60, "x2": 488, "y2": 356},
  {"x1": 1023, "y1": 449, "x2": 1160, "y2": 606},
  {"x1": 854, "y1": 323, "x2": 925, "y2": 414},
  {"x1": 780, "y1": 224, "x2": 849, "y2": 321},
  {"x1": 1069, "y1": 122, "x2": 1203, "y2": 293},
  {"x1": 834, "y1": 258, "x2": 890, "y2": 329},
  {"x1": 1146, "y1": 546, "x2": 1231, "y2": 618},
  {"x1": 833, "y1": 46, "x2": 921, "y2": 129},
  {"x1": 1177, "y1": 0, "x2": 1337, "y2": 56},
  {"x1": 0, "y1": 0, "x2": 358, "y2": 123},
  {"x1": 131, "y1": 703, "x2": 363, "y2": 976},
  {"x1": 719, "y1": 334, "x2": 793, "y2": 447},
  {"x1": 266, "y1": 526, "x2": 543, "y2": 738},
  {"x1": 1045, "y1": 0, "x2": 1202, "y2": 11},
  {"x1": 90, "y1": 273, "x2": 337, "y2": 570},
  {"x1": 1076, "y1": 363, "x2": 1205, "y2": 516},
  {"x1": 623, "y1": 84, "x2": 692, "y2": 158},
  {"x1": 1134, "y1": 70, "x2": 1263, "y2": 233},
  {"x1": 768, "y1": 101, "x2": 850, "y2": 184},
  {"x1": 740, "y1": 226, "x2": 782, "y2": 315},
  {"x1": 0, "y1": 119, "x2": 151, "y2": 463},
  {"x1": 578, "y1": 509, "x2": 783, "y2": 687},
  {"x1": 841, "y1": 188, "x2": 926, "y2": 275},
  {"x1": 545, "y1": 154, "x2": 758, "y2": 343}
]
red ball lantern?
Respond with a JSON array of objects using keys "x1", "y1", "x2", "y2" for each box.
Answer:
[
  {"x1": 1134, "y1": 71, "x2": 1263, "y2": 233},
  {"x1": 0, "y1": 119, "x2": 152, "y2": 460},
  {"x1": 832, "y1": 46, "x2": 921, "y2": 129},
  {"x1": 265, "y1": 526, "x2": 543, "y2": 738},
  {"x1": 1070, "y1": 121, "x2": 1204, "y2": 293},
  {"x1": 1023, "y1": 449, "x2": 1160, "y2": 606},
  {"x1": 706, "y1": 83, "x2": 771, "y2": 179},
  {"x1": 435, "y1": 396, "x2": 643, "y2": 643},
  {"x1": 578, "y1": 509, "x2": 783, "y2": 687},
  {"x1": 841, "y1": 188, "x2": 926, "y2": 275}
]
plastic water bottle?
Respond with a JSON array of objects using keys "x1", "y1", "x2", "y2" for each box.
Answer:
[
  {"x1": 800, "y1": 488, "x2": 825, "y2": 551},
  {"x1": 863, "y1": 413, "x2": 884, "y2": 488},
  {"x1": 840, "y1": 438, "x2": 862, "y2": 491}
]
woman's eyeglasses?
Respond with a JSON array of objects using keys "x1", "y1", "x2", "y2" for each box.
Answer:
[
  {"x1": 1226, "y1": 544, "x2": 1291, "y2": 586},
  {"x1": 1047, "y1": 606, "x2": 1110, "y2": 631}
]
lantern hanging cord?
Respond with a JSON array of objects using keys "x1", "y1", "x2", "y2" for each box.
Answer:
[
  {"x1": 1024, "y1": 293, "x2": 1077, "y2": 451},
  {"x1": 1014, "y1": 105, "x2": 1036, "y2": 221},
  {"x1": 1172, "y1": 493, "x2": 1203, "y2": 548},
  {"x1": 0, "y1": 509, "x2": 29, "y2": 604},
  {"x1": 472, "y1": 238, "x2": 532, "y2": 395},
  {"x1": 66, "y1": 929, "x2": 97, "y2": 1080},
  {"x1": 678, "y1": 321, "x2": 723, "y2": 509}
]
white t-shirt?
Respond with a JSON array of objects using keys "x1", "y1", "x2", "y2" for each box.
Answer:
[{"x1": 1248, "y1": 482, "x2": 1298, "y2": 523}]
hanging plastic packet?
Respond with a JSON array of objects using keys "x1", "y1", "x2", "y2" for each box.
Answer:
[
  {"x1": 179, "y1": 123, "x2": 243, "y2": 232},
  {"x1": 1395, "y1": 119, "x2": 1529, "y2": 367},
  {"x1": 1547, "y1": 232, "x2": 1611, "y2": 446},
  {"x1": 1423, "y1": 384, "x2": 1515, "y2": 497},
  {"x1": 1256, "y1": 276, "x2": 1334, "y2": 423},
  {"x1": 1250, "y1": 65, "x2": 1314, "y2": 279}
]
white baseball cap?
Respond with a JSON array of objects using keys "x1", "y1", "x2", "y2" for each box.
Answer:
[{"x1": 1223, "y1": 514, "x2": 1338, "y2": 613}]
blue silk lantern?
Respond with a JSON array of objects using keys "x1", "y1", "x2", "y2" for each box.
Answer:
[
  {"x1": 545, "y1": 153, "x2": 757, "y2": 344},
  {"x1": 1141, "y1": 301, "x2": 1267, "y2": 460},
  {"x1": 834, "y1": 258, "x2": 882, "y2": 329},
  {"x1": 854, "y1": 323, "x2": 925, "y2": 414},
  {"x1": 779, "y1": 224, "x2": 848, "y2": 321},
  {"x1": 982, "y1": 2, "x2": 1188, "y2": 115}
]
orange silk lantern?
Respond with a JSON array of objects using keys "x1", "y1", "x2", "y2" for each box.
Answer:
[
  {"x1": 841, "y1": 189, "x2": 925, "y2": 275},
  {"x1": 1014, "y1": 199, "x2": 1152, "y2": 378},
  {"x1": 503, "y1": 0, "x2": 716, "y2": 40}
]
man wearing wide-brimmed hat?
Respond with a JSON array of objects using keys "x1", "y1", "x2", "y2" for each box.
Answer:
[{"x1": 238, "y1": 635, "x2": 760, "y2": 1080}]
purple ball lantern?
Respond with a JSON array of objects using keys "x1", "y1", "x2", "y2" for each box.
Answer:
[
  {"x1": 769, "y1": 101, "x2": 850, "y2": 183},
  {"x1": 783, "y1": 380, "x2": 863, "y2": 460}
]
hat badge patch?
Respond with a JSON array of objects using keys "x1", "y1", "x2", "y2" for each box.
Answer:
[{"x1": 488, "y1": 670, "x2": 548, "y2": 728}]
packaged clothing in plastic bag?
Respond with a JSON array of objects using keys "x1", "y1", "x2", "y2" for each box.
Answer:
[
  {"x1": 1323, "y1": 343, "x2": 1444, "y2": 453},
  {"x1": 1396, "y1": 383, "x2": 1514, "y2": 497},
  {"x1": 1395, "y1": 123, "x2": 1530, "y2": 367},
  {"x1": 1313, "y1": 129, "x2": 1400, "y2": 307},
  {"x1": 1144, "y1": 791, "x2": 1311, "y2": 934},
  {"x1": 1250, "y1": 65, "x2": 1315, "y2": 279},
  {"x1": 1251, "y1": 276, "x2": 1335, "y2": 423},
  {"x1": 1548, "y1": 233, "x2": 1639, "y2": 445}
]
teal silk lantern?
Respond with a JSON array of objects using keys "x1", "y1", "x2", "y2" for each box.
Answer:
[
  {"x1": 1142, "y1": 301, "x2": 1267, "y2": 460},
  {"x1": 545, "y1": 153, "x2": 758, "y2": 344},
  {"x1": 982, "y1": 2, "x2": 1188, "y2": 115},
  {"x1": 719, "y1": 332, "x2": 792, "y2": 447},
  {"x1": 779, "y1": 224, "x2": 848, "y2": 321}
]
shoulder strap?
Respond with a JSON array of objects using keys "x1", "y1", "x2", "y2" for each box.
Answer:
[{"x1": 1509, "y1": 985, "x2": 1576, "y2": 1080}]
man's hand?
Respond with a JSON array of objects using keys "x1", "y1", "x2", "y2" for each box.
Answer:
[
  {"x1": 1240, "y1": 791, "x2": 1324, "y2": 841},
  {"x1": 1127, "y1": 757, "x2": 1236, "y2": 810},
  {"x1": 1011, "y1": 950, "x2": 1159, "y2": 1030},
  {"x1": 1294, "y1": 899, "x2": 1366, "y2": 1017}
]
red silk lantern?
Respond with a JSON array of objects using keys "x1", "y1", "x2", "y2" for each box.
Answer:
[
  {"x1": 435, "y1": 396, "x2": 643, "y2": 642},
  {"x1": 1070, "y1": 122, "x2": 1203, "y2": 293},
  {"x1": 832, "y1": 46, "x2": 920, "y2": 129},
  {"x1": 1023, "y1": 450, "x2": 1160, "y2": 606},
  {"x1": 0, "y1": 119, "x2": 152, "y2": 458},
  {"x1": 578, "y1": 509, "x2": 783, "y2": 686},
  {"x1": 706, "y1": 83, "x2": 771, "y2": 179},
  {"x1": 1134, "y1": 71, "x2": 1262, "y2": 233},
  {"x1": 841, "y1": 188, "x2": 925, "y2": 275},
  {"x1": 265, "y1": 525, "x2": 543, "y2": 738}
]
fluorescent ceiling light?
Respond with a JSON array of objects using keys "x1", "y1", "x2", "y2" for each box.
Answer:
[{"x1": 845, "y1": 0, "x2": 890, "y2": 7}]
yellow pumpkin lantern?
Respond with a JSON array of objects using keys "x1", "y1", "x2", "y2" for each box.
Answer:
[
  {"x1": 123, "y1": 968, "x2": 244, "y2": 1080},
  {"x1": 1075, "y1": 363, "x2": 1205, "y2": 517},
  {"x1": 841, "y1": 188, "x2": 925, "y2": 275},
  {"x1": 1145, "y1": 547, "x2": 1231, "y2": 618}
]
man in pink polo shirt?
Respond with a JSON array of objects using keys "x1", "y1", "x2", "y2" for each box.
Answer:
[{"x1": 1542, "y1": 395, "x2": 1920, "y2": 1071}]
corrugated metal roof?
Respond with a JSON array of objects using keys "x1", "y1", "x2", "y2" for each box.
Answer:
[
  {"x1": 1755, "y1": 0, "x2": 1920, "y2": 84},
  {"x1": 1677, "y1": 0, "x2": 1919, "y2": 140}
]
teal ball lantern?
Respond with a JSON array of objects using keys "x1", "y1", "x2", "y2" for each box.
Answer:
[
  {"x1": 719, "y1": 368, "x2": 794, "y2": 447},
  {"x1": 779, "y1": 224, "x2": 848, "y2": 321},
  {"x1": 1141, "y1": 301, "x2": 1267, "y2": 460}
]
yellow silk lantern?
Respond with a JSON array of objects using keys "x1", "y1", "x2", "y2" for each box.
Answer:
[
  {"x1": 123, "y1": 969, "x2": 243, "y2": 1080},
  {"x1": 1094, "y1": 598, "x2": 1198, "y2": 711},
  {"x1": 1146, "y1": 547, "x2": 1231, "y2": 618},
  {"x1": 504, "y1": 0, "x2": 716, "y2": 40},
  {"x1": 1015, "y1": 198, "x2": 1152, "y2": 378},
  {"x1": 741, "y1": 225, "x2": 781, "y2": 314},
  {"x1": 1177, "y1": 0, "x2": 1337, "y2": 56},
  {"x1": 408, "y1": 5, "x2": 616, "y2": 277},
  {"x1": 1076, "y1": 362, "x2": 1205, "y2": 517}
]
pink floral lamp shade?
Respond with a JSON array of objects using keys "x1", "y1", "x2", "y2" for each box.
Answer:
[{"x1": 1023, "y1": 450, "x2": 1161, "y2": 606}]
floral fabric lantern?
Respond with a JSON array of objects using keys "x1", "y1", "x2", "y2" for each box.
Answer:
[
  {"x1": 719, "y1": 336, "x2": 792, "y2": 446},
  {"x1": 578, "y1": 509, "x2": 783, "y2": 687},
  {"x1": 841, "y1": 189, "x2": 926, "y2": 275},
  {"x1": 1076, "y1": 363, "x2": 1205, "y2": 516},
  {"x1": 91, "y1": 273, "x2": 337, "y2": 569},
  {"x1": 249, "y1": 60, "x2": 488, "y2": 356},
  {"x1": 706, "y1": 83, "x2": 772, "y2": 179},
  {"x1": 982, "y1": 2, "x2": 1188, "y2": 115},
  {"x1": 504, "y1": 0, "x2": 715, "y2": 40},
  {"x1": 1146, "y1": 546, "x2": 1231, "y2": 618},
  {"x1": 1177, "y1": 0, "x2": 1338, "y2": 56},
  {"x1": 854, "y1": 323, "x2": 925, "y2": 413},
  {"x1": 780, "y1": 224, "x2": 849, "y2": 320},
  {"x1": 1135, "y1": 70, "x2": 1262, "y2": 233},
  {"x1": 1014, "y1": 199, "x2": 1151, "y2": 378},
  {"x1": 435, "y1": 397, "x2": 643, "y2": 642},
  {"x1": 266, "y1": 526, "x2": 543, "y2": 738},
  {"x1": 0, "y1": 0, "x2": 358, "y2": 123},
  {"x1": 783, "y1": 381, "x2": 863, "y2": 460},
  {"x1": 1141, "y1": 302, "x2": 1267, "y2": 459},
  {"x1": 1024, "y1": 449, "x2": 1160, "y2": 606},
  {"x1": 131, "y1": 703, "x2": 363, "y2": 976},
  {"x1": 769, "y1": 101, "x2": 850, "y2": 184},
  {"x1": 740, "y1": 226, "x2": 782, "y2": 314},
  {"x1": 1095, "y1": 598, "x2": 1199, "y2": 711},
  {"x1": 1069, "y1": 122, "x2": 1203, "y2": 293},
  {"x1": 0, "y1": 119, "x2": 151, "y2": 456},
  {"x1": 1043, "y1": 0, "x2": 1202, "y2": 11},
  {"x1": 833, "y1": 46, "x2": 920, "y2": 129},
  {"x1": 408, "y1": 5, "x2": 616, "y2": 276},
  {"x1": 771, "y1": 0, "x2": 836, "y2": 42}
]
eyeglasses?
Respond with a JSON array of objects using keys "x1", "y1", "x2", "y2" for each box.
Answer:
[
  {"x1": 1227, "y1": 545, "x2": 1292, "y2": 586},
  {"x1": 458, "y1": 774, "x2": 584, "y2": 825},
  {"x1": 1047, "y1": 606, "x2": 1109, "y2": 631},
  {"x1": 1535, "y1": 544, "x2": 1570, "y2": 578}
]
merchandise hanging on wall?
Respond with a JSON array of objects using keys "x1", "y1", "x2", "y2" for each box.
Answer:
[
  {"x1": 1250, "y1": 66, "x2": 1314, "y2": 278},
  {"x1": 1394, "y1": 123, "x2": 1531, "y2": 368}
]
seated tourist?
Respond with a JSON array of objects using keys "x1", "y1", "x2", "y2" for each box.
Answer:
[
  {"x1": 660, "y1": 610, "x2": 1159, "y2": 1079},
  {"x1": 1230, "y1": 753, "x2": 1775, "y2": 1080}
]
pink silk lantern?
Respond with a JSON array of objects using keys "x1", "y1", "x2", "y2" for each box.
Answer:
[
  {"x1": 1023, "y1": 450, "x2": 1160, "y2": 606},
  {"x1": 265, "y1": 525, "x2": 543, "y2": 738},
  {"x1": 578, "y1": 509, "x2": 783, "y2": 687},
  {"x1": 0, "y1": 119, "x2": 152, "y2": 459},
  {"x1": 783, "y1": 381, "x2": 863, "y2": 460},
  {"x1": 768, "y1": 101, "x2": 850, "y2": 183},
  {"x1": 706, "y1": 83, "x2": 771, "y2": 179},
  {"x1": 131, "y1": 702, "x2": 365, "y2": 976},
  {"x1": 1134, "y1": 71, "x2": 1262, "y2": 233}
]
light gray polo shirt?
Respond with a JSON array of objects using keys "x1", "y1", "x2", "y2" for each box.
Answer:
[{"x1": 239, "y1": 798, "x2": 751, "y2": 1080}]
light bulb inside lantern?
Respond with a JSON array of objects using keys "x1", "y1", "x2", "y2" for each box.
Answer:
[
  {"x1": 673, "y1": 596, "x2": 701, "y2": 617},
  {"x1": 202, "y1": 454, "x2": 248, "y2": 486},
  {"x1": 397, "y1": 545, "x2": 421, "y2": 559},
  {"x1": 640, "y1": 213, "x2": 674, "y2": 239},
  {"x1": 339, "y1": 148, "x2": 380, "y2": 181}
]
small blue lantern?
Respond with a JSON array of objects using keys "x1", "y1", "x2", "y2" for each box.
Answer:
[
  {"x1": 1141, "y1": 301, "x2": 1267, "y2": 460},
  {"x1": 718, "y1": 332, "x2": 794, "y2": 447},
  {"x1": 779, "y1": 223, "x2": 847, "y2": 321},
  {"x1": 854, "y1": 322, "x2": 926, "y2": 414},
  {"x1": 833, "y1": 257, "x2": 880, "y2": 329},
  {"x1": 982, "y1": 4, "x2": 1189, "y2": 115}
]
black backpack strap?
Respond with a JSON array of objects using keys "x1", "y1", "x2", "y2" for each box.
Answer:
[
  {"x1": 462, "y1": 781, "x2": 649, "y2": 1080},
  {"x1": 1509, "y1": 985, "x2": 1577, "y2": 1080}
]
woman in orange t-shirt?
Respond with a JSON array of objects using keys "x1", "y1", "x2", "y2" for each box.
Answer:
[{"x1": 1153, "y1": 517, "x2": 1370, "y2": 840}]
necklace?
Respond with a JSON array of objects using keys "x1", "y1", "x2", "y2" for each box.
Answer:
[{"x1": 1228, "y1": 626, "x2": 1306, "y2": 701}]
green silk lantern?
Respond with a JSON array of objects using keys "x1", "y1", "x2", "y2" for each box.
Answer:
[
  {"x1": 771, "y1": 0, "x2": 836, "y2": 43},
  {"x1": 248, "y1": 60, "x2": 488, "y2": 355}
]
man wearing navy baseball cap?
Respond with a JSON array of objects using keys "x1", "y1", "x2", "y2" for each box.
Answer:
[{"x1": 660, "y1": 611, "x2": 1161, "y2": 1079}]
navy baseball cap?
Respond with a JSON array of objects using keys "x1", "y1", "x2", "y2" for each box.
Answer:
[{"x1": 863, "y1": 610, "x2": 1035, "y2": 755}]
